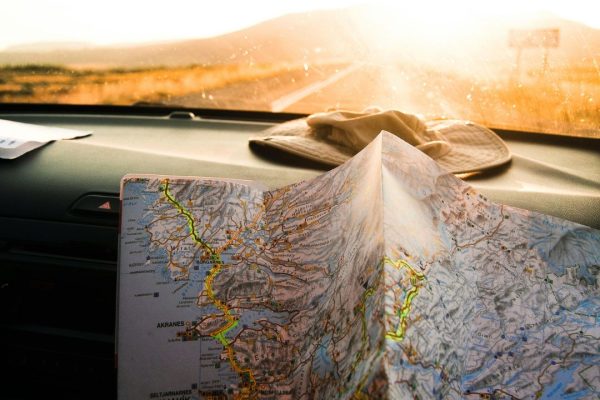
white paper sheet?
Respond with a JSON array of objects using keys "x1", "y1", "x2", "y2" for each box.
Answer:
[{"x1": 0, "y1": 119, "x2": 92, "y2": 159}]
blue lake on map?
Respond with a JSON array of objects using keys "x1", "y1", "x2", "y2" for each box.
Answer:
[{"x1": 313, "y1": 333, "x2": 334, "y2": 378}]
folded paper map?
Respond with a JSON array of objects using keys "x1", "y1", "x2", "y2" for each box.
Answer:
[{"x1": 118, "y1": 132, "x2": 599, "y2": 399}]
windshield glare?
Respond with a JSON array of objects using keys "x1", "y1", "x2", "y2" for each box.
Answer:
[{"x1": 1, "y1": 1, "x2": 598, "y2": 138}]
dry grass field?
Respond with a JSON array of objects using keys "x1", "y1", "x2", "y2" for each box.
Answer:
[
  {"x1": 0, "y1": 63, "x2": 300, "y2": 105},
  {"x1": 0, "y1": 62, "x2": 598, "y2": 137},
  {"x1": 408, "y1": 64, "x2": 600, "y2": 138}
]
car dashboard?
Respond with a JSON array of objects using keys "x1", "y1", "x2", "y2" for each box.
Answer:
[{"x1": 0, "y1": 106, "x2": 598, "y2": 399}]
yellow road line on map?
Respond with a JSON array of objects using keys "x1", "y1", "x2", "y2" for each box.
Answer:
[
  {"x1": 384, "y1": 257, "x2": 425, "y2": 342},
  {"x1": 162, "y1": 179, "x2": 256, "y2": 396}
]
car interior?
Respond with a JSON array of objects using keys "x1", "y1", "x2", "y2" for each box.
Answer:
[{"x1": 0, "y1": 1, "x2": 598, "y2": 399}]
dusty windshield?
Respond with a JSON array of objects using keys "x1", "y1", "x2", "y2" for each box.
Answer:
[{"x1": 1, "y1": 1, "x2": 598, "y2": 137}]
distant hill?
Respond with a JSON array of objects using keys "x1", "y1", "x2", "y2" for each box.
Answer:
[
  {"x1": 4, "y1": 41, "x2": 94, "y2": 53},
  {"x1": 0, "y1": 5, "x2": 597, "y2": 74},
  {"x1": 0, "y1": 7, "x2": 370, "y2": 67}
]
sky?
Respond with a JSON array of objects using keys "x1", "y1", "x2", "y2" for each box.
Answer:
[{"x1": 1, "y1": 0, "x2": 598, "y2": 51}]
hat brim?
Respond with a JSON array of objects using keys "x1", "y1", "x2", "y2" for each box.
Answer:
[
  {"x1": 424, "y1": 120, "x2": 511, "y2": 174},
  {"x1": 250, "y1": 118, "x2": 511, "y2": 174}
]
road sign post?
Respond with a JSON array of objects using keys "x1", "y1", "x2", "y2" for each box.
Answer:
[{"x1": 508, "y1": 28, "x2": 560, "y2": 82}]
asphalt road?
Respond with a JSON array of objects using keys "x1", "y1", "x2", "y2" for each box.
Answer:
[
  {"x1": 169, "y1": 62, "x2": 447, "y2": 116},
  {"x1": 170, "y1": 62, "x2": 598, "y2": 137}
]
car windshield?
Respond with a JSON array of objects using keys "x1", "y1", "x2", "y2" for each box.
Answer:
[{"x1": 1, "y1": 0, "x2": 598, "y2": 137}]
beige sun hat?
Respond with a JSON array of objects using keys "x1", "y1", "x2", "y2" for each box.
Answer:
[{"x1": 250, "y1": 108, "x2": 511, "y2": 174}]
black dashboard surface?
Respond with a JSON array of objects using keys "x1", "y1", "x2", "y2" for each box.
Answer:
[
  {"x1": 1, "y1": 112, "x2": 598, "y2": 228},
  {"x1": 0, "y1": 111, "x2": 598, "y2": 399}
]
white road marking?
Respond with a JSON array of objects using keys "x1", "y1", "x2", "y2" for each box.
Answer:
[{"x1": 270, "y1": 63, "x2": 363, "y2": 112}]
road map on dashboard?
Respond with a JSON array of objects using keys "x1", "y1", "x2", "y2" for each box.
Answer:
[{"x1": 118, "y1": 132, "x2": 599, "y2": 400}]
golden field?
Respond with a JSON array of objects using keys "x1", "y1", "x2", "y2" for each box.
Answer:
[
  {"x1": 0, "y1": 63, "x2": 301, "y2": 105},
  {"x1": 407, "y1": 64, "x2": 600, "y2": 138},
  {"x1": 0, "y1": 62, "x2": 598, "y2": 138}
]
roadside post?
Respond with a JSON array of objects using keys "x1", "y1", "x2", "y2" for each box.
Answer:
[{"x1": 508, "y1": 28, "x2": 560, "y2": 82}]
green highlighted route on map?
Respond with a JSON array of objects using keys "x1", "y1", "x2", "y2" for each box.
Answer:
[
  {"x1": 384, "y1": 257, "x2": 425, "y2": 342},
  {"x1": 162, "y1": 181, "x2": 213, "y2": 254},
  {"x1": 162, "y1": 180, "x2": 256, "y2": 392},
  {"x1": 204, "y1": 262, "x2": 239, "y2": 346}
]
